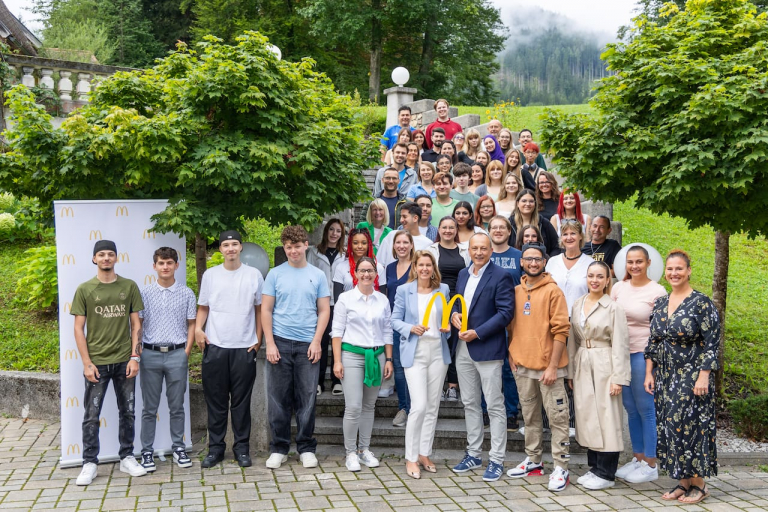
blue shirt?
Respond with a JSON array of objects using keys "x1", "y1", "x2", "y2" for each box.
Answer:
[
  {"x1": 381, "y1": 125, "x2": 415, "y2": 150},
  {"x1": 263, "y1": 263, "x2": 330, "y2": 342},
  {"x1": 385, "y1": 262, "x2": 411, "y2": 311},
  {"x1": 491, "y1": 247, "x2": 523, "y2": 287},
  {"x1": 406, "y1": 183, "x2": 437, "y2": 200}
]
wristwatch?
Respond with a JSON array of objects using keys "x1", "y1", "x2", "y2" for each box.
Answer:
[
  {"x1": 130, "y1": 355, "x2": 141, "y2": 363},
  {"x1": 385, "y1": 357, "x2": 393, "y2": 362}
]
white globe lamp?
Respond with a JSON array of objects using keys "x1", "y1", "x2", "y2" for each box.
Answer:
[
  {"x1": 267, "y1": 44, "x2": 282, "y2": 61},
  {"x1": 391, "y1": 67, "x2": 410, "y2": 87}
]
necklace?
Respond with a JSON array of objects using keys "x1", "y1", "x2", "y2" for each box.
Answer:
[
  {"x1": 564, "y1": 252, "x2": 581, "y2": 261},
  {"x1": 588, "y1": 241, "x2": 604, "y2": 255}
]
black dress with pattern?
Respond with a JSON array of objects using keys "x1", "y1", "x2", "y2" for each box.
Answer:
[{"x1": 644, "y1": 290, "x2": 720, "y2": 479}]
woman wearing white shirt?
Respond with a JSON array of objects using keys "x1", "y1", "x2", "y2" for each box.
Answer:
[
  {"x1": 332, "y1": 257, "x2": 394, "y2": 472},
  {"x1": 392, "y1": 251, "x2": 451, "y2": 479}
]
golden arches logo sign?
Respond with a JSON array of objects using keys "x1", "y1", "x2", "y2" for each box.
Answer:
[
  {"x1": 67, "y1": 444, "x2": 81, "y2": 455},
  {"x1": 65, "y1": 397, "x2": 80, "y2": 408},
  {"x1": 115, "y1": 206, "x2": 129, "y2": 216},
  {"x1": 117, "y1": 252, "x2": 130, "y2": 263},
  {"x1": 88, "y1": 230, "x2": 102, "y2": 240},
  {"x1": 422, "y1": 293, "x2": 467, "y2": 331},
  {"x1": 99, "y1": 418, "x2": 107, "y2": 428},
  {"x1": 144, "y1": 275, "x2": 156, "y2": 285},
  {"x1": 64, "y1": 349, "x2": 78, "y2": 360},
  {"x1": 62, "y1": 254, "x2": 76, "y2": 265},
  {"x1": 63, "y1": 302, "x2": 72, "y2": 313},
  {"x1": 142, "y1": 229, "x2": 156, "y2": 239},
  {"x1": 60, "y1": 206, "x2": 74, "y2": 217}
]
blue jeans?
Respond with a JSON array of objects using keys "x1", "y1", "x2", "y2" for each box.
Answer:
[
  {"x1": 393, "y1": 332, "x2": 410, "y2": 413},
  {"x1": 481, "y1": 357, "x2": 519, "y2": 418},
  {"x1": 82, "y1": 360, "x2": 136, "y2": 464},
  {"x1": 623, "y1": 352, "x2": 657, "y2": 458},
  {"x1": 267, "y1": 336, "x2": 320, "y2": 454}
]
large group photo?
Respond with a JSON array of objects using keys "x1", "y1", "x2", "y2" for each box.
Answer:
[{"x1": 1, "y1": 0, "x2": 768, "y2": 511}]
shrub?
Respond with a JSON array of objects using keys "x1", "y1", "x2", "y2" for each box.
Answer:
[
  {"x1": 15, "y1": 245, "x2": 58, "y2": 311},
  {"x1": 0, "y1": 191, "x2": 14, "y2": 211},
  {"x1": 0, "y1": 212, "x2": 14, "y2": 236},
  {"x1": 729, "y1": 394, "x2": 768, "y2": 442}
]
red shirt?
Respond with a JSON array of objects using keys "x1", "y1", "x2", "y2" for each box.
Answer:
[{"x1": 425, "y1": 119, "x2": 463, "y2": 149}]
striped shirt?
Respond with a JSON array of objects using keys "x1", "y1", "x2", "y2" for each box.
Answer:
[{"x1": 139, "y1": 281, "x2": 197, "y2": 346}]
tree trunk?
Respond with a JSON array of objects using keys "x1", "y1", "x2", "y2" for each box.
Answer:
[
  {"x1": 712, "y1": 230, "x2": 730, "y2": 397},
  {"x1": 418, "y1": 14, "x2": 436, "y2": 95},
  {"x1": 195, "y1": 232, "x2": 207, "y2": 291},
  {"x1": 368, "y1": 0, "x2": 382, "y2": 103}
]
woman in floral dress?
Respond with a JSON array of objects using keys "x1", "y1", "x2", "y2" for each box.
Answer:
[{"x1": 644, "y1": 249, "x2": 720, "y2": 505}]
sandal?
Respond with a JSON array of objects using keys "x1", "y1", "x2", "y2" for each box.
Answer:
[
  {"x1": 679, "y1": 484, "x2": 709, "y2": 504},
  {"x1": 661, "y1": 484, "x2": 689, "y2": 501}
]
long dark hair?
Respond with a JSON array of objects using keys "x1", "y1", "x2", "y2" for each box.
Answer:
[
  {"x1": 346, "y1": 228, "x2": 379, "y2": 290},
  {"x1": 453, "y1": 201, "x2": 476, "y2": 230},
  {"x1": 317, "y1": 218, "x2": 346, "y2": 254}
]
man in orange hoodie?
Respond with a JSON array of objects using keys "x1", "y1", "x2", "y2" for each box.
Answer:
[{"x1": 506, "y1": 243, "x2": 572, "y2": 492}]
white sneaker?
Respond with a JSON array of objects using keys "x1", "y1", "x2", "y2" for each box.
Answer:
[
  {"x1": 358, "y1": 450, "x2": 379, "y2": 468},
  {"x1": 300, "y1": 452, "x2": 318, "y2": 468},
  {"x1": 119, "y1": 457, "x2": 147, "y2": 477},
  {"x1": 345, "y1": 452, "x2": 361, "y2": 472},
  {"x1": 506, "y1": 457, "x2": 544, "y2": 478},
  {"x1": 548, "y1": 466, "x2": 570, "y2": 492},
  {"x1": 332, "y1": 383, "x2": 344, "y2": 395},
  {"x1": 583, "y1": 474, "x2": 615, "y2": 490},
  {"x1": 76, "y1": 463, "x2": 98, "y2": 486},
  {"x1": 377, "y1": 387, "x2": 393, "y2": 398},
  {"x1": 392, "y1": 409, "x2": 408, "y2": 427},
  {"x1": 317, "y1": 385, "x2": 322, "y2": 396},
  {"x1": 518, "y1": 426, "x2": 525, "y2": 435},
  {"x1": 265, "y1": 453, "x2": 288, "y2": 469},
  {"x1": 576, "y1": 471, "x2": 595, "y2": 485},
  {"x1": 615, "y1": 457, "x2": 641, "y2": 479},
  {"x1": 624, "y1": 460, "x2": 659, "y2": 483}
]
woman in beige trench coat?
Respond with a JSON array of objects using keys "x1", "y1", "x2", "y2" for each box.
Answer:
[{"x1": 567, "y1": 261, "x2": 630, "y2": 491}]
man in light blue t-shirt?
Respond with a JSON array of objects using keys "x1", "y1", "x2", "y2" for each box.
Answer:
[{"x1": 262, "y1": 225, "x2": 330, "y2": 470}]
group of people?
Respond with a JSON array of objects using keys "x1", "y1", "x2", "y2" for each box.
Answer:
[{"x1": 69, "y1": 108, "x2": 719, "y2": 505}]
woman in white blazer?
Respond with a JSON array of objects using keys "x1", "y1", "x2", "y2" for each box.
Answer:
[{"x1": 392, "y1": 250, "x2": 452, "y2": 480}]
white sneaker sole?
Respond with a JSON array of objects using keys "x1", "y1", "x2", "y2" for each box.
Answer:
[{"x1": 266, "y1": 455, "x2": 288, "y2": 469}]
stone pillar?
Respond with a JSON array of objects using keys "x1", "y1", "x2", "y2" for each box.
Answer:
[
  {"x1": 59, "y1": 71, "x2": 73, "y2": 100},
  {"x1": 76, "y1": 73, "x2": 92, "y2": 101},
  {"x1": 383, "y1": 86, "x2": 417, "y2": 128},
  {"x1": 39, "y1": 69, "x2": 55, "y2": 89},
  {"x1": 21, "y1": 67, "x2": 35, "y2": 88}
]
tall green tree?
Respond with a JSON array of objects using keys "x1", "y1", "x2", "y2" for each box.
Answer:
[
  {"x1": 0, "y1": 32, "x2": 376, "y2": 287},
  {"x1": 541, "y1": 0, "x2": 768, "y2": 393}
]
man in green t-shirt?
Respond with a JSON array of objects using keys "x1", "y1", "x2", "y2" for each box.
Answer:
[
  {"x1": 72, "y1": 240, "x2": 146, "y2": 486},
  {"x1": 431, "y1": 171, "x2": 459, "y2": 227}
]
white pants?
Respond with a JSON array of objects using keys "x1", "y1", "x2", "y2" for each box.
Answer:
[
  {"x1": 403, "y1": 336, "x2": 448, "y2": 462},
  {"x1": 456, "y1": 340, "x2": 507, "y2": 464}
]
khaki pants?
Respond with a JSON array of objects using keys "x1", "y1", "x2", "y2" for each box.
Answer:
[{"x1": 515, "y1": 373, "x2": 570, "y2": 470}]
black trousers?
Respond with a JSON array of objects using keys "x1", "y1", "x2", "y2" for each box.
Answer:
[
  {"x1": 588, "y1": 449, "x2": 621, "y2": 481},
  {"x1": 318, "y1": 306, "x2": 340, "y2": 389},
  {"x1": 202, "y1": 344, "x2": 257, "y2": 456}
]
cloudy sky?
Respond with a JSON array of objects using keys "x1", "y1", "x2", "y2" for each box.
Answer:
[{"x1": 7, "y1": 0, "x2": 640, "y2": 42}]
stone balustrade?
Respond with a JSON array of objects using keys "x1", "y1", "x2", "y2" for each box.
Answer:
[{"x1": 2, "y1": 54, "x2": 134, "y2": 115}]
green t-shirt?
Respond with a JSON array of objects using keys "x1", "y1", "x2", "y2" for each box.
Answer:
[
  {"x1": 430, "y1": 198, "x2": 459, "y2": 227},
  {"x1": 450, "y1": 190, "x2": 479, "y2": 208},
  {"x1": 70, "y1": 276, "x2": 144, "y2": 365}
]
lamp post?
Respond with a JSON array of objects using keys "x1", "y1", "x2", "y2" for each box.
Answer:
[{"x1": 383, "y1": 67, "x2": 417, "y2": 128}]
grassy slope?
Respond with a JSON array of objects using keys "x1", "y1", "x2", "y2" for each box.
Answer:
[{"x1": 615, "y1": 200, "x2": 768, "y2": 396}]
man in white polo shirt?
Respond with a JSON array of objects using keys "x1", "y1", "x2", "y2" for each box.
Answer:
[{"x1": 196, "y1": 230, "x2": 264, "y2": 468}]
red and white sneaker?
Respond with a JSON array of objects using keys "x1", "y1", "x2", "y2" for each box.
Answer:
[
  {"x1": 506, "y1": 457, "x2": 545, "y2": 478},
  {"x1": 548, "y1": 466, "x2": 570, "y2": 492}
]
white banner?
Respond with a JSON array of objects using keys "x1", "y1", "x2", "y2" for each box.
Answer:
[{"x1": 55, "y1": 200, "x2": 191, "y2": 468}]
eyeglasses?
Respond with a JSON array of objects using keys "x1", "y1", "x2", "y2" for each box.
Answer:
[
  {"x1": 357, "y1": 269, "x2": 376, "y2": 274},
  {"x1": 479, "y1": 205, "x2": 494, "y2": 210},
  {"x1": 521, "y1": 257, "x2": 545, "y2": 263}
]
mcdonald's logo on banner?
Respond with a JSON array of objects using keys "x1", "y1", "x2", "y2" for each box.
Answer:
[
  {"x1": 156, "y1": 413, "x2": 160, "y2": 422},
  {"x1": 65, "y1": 396, "x2": 80, "y2": 408},
  {"x1": 64, "y1": 350, "x2": 78, "y2": 360},
  {"x1": 99, "y1": 418, "x2": 107, "y2": 428},
  {"x1": 115, "y1": 206, "x2": 129, "y2": 217},
  {"x1": 62, "y1": 254, "x2": 76, "y2": 265},
  {"x1": 88, "y1": 230, "x2": 102, "y2": 240},
  {"x1": 67, "y1": 444, "x2": 81, "y2": 455},
  {"x1": 142, "y1": 229, "x2": 156, "y2": 239},
  {"x1": 144, "y1": 275, "x2": 156, "y2": 285},
  {"x1": 63, "y1": 302, "x2": 72, "y2": 313},
  {"x1": 60, "y1": 206, "x2": 74, "y2": 217},
  {"x1": 422, "y1": 292, "x2": 468, "y2": 331},
  {"x1": 117, "y1": 252, "x2": 130, "y2": 263}
]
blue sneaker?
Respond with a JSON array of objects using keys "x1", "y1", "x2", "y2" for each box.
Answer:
[
  {"x1": 483, "y1": 461, "x2": 504, "y2": 482},
  {"x1": 452, "y1": 453, "x2": 482, "y2": 473}
]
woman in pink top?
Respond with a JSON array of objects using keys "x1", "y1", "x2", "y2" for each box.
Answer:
[{"x1": 610, "y1": 246, "x2": 666, "y2": 485}]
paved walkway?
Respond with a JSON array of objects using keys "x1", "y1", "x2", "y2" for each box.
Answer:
[{"x1": 2, "y1": 418, "x2": 767, "y2": 511}]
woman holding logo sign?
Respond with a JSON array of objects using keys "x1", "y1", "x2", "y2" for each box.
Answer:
[{"x1": 392, "y1": 251, "x2": 452, "y2": 479}]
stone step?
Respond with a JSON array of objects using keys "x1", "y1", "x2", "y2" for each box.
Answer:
[
  {"x1": 316, "y1": 390, "x2": 466, "y2": 419},
  {"x1": 293, "y1": 416, "x2": 586, "y2": 453}
]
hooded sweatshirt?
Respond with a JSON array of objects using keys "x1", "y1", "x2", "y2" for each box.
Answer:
[{"x1": 509, "y1": 273, "x2": 570, "y2": 371}]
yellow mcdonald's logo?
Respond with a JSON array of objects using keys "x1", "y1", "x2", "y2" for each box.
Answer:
[
  {"x1": 65, "y1": 396, "x2": 80, "y2": 408},
  {"x1": 144, "y1": 275, "x2": 156, "y2": 285},
  {"x1": 156, "y1": 413, "x2": 160, "y2": 422},
  {"x1": 99, "y1": 417, "x2": 107, "y2": 428},
  {"x1": 88, "y1": 230, "x2": 102, "y2": 240},
  {"x1": 115, "y1": 206, "x2": 129, "y2": 217},
  {"x1": 142, "y1": 229, "x2": 156, "y2": 239},
  {"x1": 117, "y1": 252, "x2": 130, "y2": 263},
  {"x1": 67, "y1": 443, "x2": 81, "y2": 455},
  {"x1": 422, "y1": 292, "x2": 468, "y2": 331},
  {"x1": 64, "y1": 349, "x2": 78, "y2": 360},
  {"x1": 63, "y1": 302, "x2": 72, "y2": 313},
  {"x1": 62, "y1": 254, "x2": 76, "y2": 265},
  {"x1": 60, "y1": 206, "x2": 74, "y2": 217}
]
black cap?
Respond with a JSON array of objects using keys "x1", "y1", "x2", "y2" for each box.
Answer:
[
  {"x1": 219, "y1": 230, "x2": 242, "y2": 243},
  {"x1": 93, "y1": 240, "x2": 117, "y2": 256},
  {"x1": 521, "y1": 242, "x2": 548, "y2": 259}
]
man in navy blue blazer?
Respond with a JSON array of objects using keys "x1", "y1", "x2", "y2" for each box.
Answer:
[{"x1": 449, "y1": 233, "x2": 515, "y2": 482}]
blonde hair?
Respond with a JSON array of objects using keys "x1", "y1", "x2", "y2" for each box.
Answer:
[
  {"x1": 366, "y1": 198, "x2": 390, "y2": 227},
  {"x1": 485, "y1": 160, "x2": 505, "y2": 186},
  {"x1": 462, "y1": 128, "x2": 481, "y2": 157},
  {"x1": 559, "y1": 219, "x2": 585, "y2": 249},
  {"x1": 497, "y1": 172, "x2": 523, "y2": 201},
  {"x1": 503, "y1": 148, "x2": 522, "y2": 180},
  {"x1": 408, "y1": 250, "x2": 442, "y2": 289}
]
